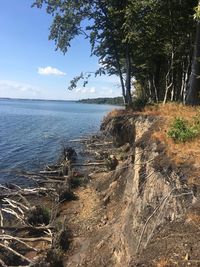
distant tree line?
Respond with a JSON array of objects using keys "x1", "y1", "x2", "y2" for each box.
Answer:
[
  {"x1": 33, "y1": 0, "x2": 200, "y2": 108},
  {"x1": 78, "y1": 97, "x2": 124, "y2": 105}
]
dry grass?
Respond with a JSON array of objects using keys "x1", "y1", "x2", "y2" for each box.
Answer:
[
  {"x1": 155, "y1": 258, "x2": 172, "y2": 267},
  {"x1": 186, "y1": 202, "x2": 200, "y2": 225},
  {"x1": 106, "y1": 108, "x2": 127, "y2": 118},
  {"x1": 106, "y1": 103, "x2": 200, "y2": 186},
  {"x1": 144, "y1": 103, "x2": 200, "y2": 186},
  {"x1": 144, "y1": 102, "x2": 199, "y2": 118},
  {"x1": 187, "y1": 213, "x2": 200, "y2": 225},
  {"x1": 105, "y1": 103, "x2": 200, "y2": 185}
]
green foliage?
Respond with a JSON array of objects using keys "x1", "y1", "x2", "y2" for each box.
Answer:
[
  {"x1": 78, "y1": 97, "x2": 124, "y2": 105},
  {"x1": 54, "y1": 229, "x2": 72, "y2": 251},
  {"x1": 168, "y1": 116, "x2": 200, "y2": 142},
  {"x1": 132, "y1": 97, "x2": 148, "y2": 111},
  {"x1": 58, "y1": 187, "x2": 77, "y2": 202},
  {"x1": 32, "y1": 0, "x2": 135, "y2": 107},
  {"x1": 69, "y1": 176, "x2": 82, "y2": 188},
  {"x1": 194, "y1": 4, "x2": 200, "y2": 20},
  {"x1": 33, "y1": 0, "x2": 197, "y2": 105}
]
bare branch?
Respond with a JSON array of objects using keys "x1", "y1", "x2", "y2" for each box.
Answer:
[{"x1": 0, "y1": 242, "x2": 33, "y2": 264}]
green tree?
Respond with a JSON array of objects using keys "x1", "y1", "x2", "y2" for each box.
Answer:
[
  {"x1": 125, "y1": 0, "x2": 196, "y2": 104},
  {"x1": 33, "y1": 0, "x2": 198, "y2": 107},
  {"x1": 33, "y1": 0, "x2": 134, "y2": 108},
  {"x1": 186, "y1": 1, "x2": 200, "y2": 105}
]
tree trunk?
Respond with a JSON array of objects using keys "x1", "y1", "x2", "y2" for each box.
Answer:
[
  {"x1": 125, "y1": 45, "x2": 133, "y2": 109},
  {"x1": 152, "y1": 74, "x2": 159, "y2": 102},
  {"x1": 186, "y1": 19, "x2": 200, "y2": 105}
]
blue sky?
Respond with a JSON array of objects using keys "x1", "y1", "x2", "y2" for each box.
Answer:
[{"x1": 0, "y1": 0, "x2": 121, "y2": 100}]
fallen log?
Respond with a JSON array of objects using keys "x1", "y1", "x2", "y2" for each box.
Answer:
[
  {"x1": 71, "y1": 162, "x2": 105, "y2": 167},
  {"x1": 3, "y1": 198, "x2": 29, "y2": 211},
  {"x1": 0, "y1": 235, "x2": 38, "y2": 251},
  {"x1": 0, "y1": 258, "x2": 7, "y2": 267},
  {"x1": 35, "y1": 179, "x2": 66, "y2": 184},
  {"x1": 0, "y1": 225, "x2": 54, "y2": 232},
  {"x1": 86, "y1": 141, "x2": 113, "y2": 147},
  {"x1": 0, "y1": 242, "x2": 33, "y2": 264},
  {"x1": 69, "y1": 138, "x2": 90, "y2": 142},
  {"x1": 39, "y1": 170, "x2": 62, "y2": 175},
  {"x1": 0, "y1": 187, "x2": 56, "y2": 199},
  {"x1": 0, "y1": 235, "x2": 51, "y2": 243}
]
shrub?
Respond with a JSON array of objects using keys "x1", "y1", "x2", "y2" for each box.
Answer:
[
  {"x1": 53, "y1": 228, "x2": 72, "y2": 251},
  {"x1": 167, "y1": 117, "x2": 198, "y2": 142},
  {"x1": 58, "y1": 187, "x2": 77, "y2": 202},
  {"x1": 69, "y1": 176, "x2": 82, "y2": 188},
  {"x1": 27, "y1": 206, "x2": 50, "y2": 226}
]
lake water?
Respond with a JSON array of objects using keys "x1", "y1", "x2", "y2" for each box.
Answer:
[{"x1": 0, "y1": 99, "x2": 115, "y2": 185}]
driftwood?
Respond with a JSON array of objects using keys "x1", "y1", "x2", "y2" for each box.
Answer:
[
  {"x1": 39, "y1": 170, "x2": 62, "y2": 175},
  {"x1": 0, "y1": 139, "x2": 110, "y2": 265},
  {"x1": 69, "y1": 138, "x2": 90, "y2": 142},
  {"x1": 0, "y1": 258, "x2": 7, "y2": 267},
  {"x1": 0, "y1": 187, "x2": 56, "y2": 199},
  {"x1": 0, "y1": 182, "x2": 56, "y2": 265},
  {"x1": 0, "y1": 235, "x2": 38, "y2": 251},
  {"x1": 0, "y1": 200, "x2": 54, "y2": 264},
  {"x1": 0, "y1": 235, "x2": 52, "y2": 243},
  {"x1": 87, "y1": 141, "x2": 113, "y2": 146},
  {"x1": 0, "y1": 242, "x2": 33, "y2": 264},
  {"x1": 35, "y1": 179, "x2": 66, "y2": 184},
  {"x1": 71, "y1": 162, "x2": 105, "y2": 167},
  {"x1": 0, "y1": 225, "x2": 54, "y2": 232}
]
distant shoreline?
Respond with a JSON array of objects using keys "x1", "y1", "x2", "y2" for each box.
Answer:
[
  {"x1": 78, "y1": 97, "x2": 124, "y2": 106},
  {"x1": 0, "y1": 97, "x2": 124, "y2": 106},
  {"x1": 0, "y1": 97, "x2": 75, "y2": 102}
]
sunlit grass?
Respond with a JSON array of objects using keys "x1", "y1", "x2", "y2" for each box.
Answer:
[{"x1": 105, "y1": 103, "x2": 200, "y2": 186}]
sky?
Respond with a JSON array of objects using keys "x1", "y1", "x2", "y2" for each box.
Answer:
[{"x1": 0, "y1": 0, "x2": 121, "y2": 100}]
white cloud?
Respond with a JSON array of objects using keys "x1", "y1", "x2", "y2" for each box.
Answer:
[
  {"x1": 0, "y1": 80, "x2": 40, "y2": 98},
  {"x1": 75, "y1": 87, "x2": 96, "y2": 94},
  {"x1": 90, "y1": 87, "x2": 96, "y2": 93},
  {"x1": 109, "y1": 89, "x2": 113, "y2": 95},
  {"x1": 38, "y1": 66, "x2": 66, "y2": 76},
  {"x1": 75, "y1": 88, "x2": 81, "y2": 93}
]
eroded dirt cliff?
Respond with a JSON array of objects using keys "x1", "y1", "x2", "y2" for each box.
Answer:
[{"x1": 63, "y1": 114, "x2": 200, "y2": 267}]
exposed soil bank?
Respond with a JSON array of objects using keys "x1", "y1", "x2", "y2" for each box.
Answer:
[
  {"x1": 62, "y1": 114, "x2": 200, "y2": 267},
  {"x1": 1, "y1": 113, "x2": 200, "y2": 267}
]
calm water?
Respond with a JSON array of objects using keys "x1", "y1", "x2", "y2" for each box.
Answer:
[{"x1": 0, "y1": 99, "x2": 115, "y2": 185}]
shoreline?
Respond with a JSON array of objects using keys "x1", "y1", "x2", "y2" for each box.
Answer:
[
  {"x1": 0, "y1": 130, "x2": 112, "y2": 266},
  {"x1": 0, "y1": 111, "x2": 199, "y2": 266}
]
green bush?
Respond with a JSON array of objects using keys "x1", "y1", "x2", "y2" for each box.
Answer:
[{"x1": 167, "y1": 117, "x2": 198, "y2": 142}]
